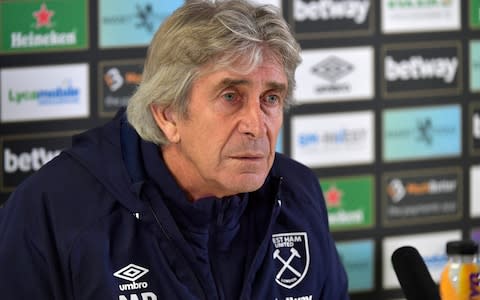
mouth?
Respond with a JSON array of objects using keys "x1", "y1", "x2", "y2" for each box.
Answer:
[
  {"x1": 230, "y1": 152, "x2": 266, "y2": 160},
  {"x1": 231, "y1": 157, "x2": 264, "y2": 163},
  {"x1": 227, "y1": 152, "x2": 270, "y2": 175}
]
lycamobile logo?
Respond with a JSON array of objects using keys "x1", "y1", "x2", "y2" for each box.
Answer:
[{"x1": 8, "y1": 81, "x2": 80, "y2": 105}]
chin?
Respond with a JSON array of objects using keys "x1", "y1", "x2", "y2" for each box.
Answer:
[{"x1": 229, "y1": 174, "x2": 267, "y2": 193}]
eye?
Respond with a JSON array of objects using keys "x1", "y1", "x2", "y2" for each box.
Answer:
[
  {"x1": 264, "y1": 94, "x2": 281, "y2": 106},
  {"x1": 222, "y1": 92, "x2": 238, "y2": 103}
]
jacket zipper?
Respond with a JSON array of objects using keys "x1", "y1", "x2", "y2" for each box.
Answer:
[
  {"x1": 143, "y1": 186, "x2": 209, "y2": 300},
  {"x1": 239, "y1": 177, "x2": 283, "y2": 300}
]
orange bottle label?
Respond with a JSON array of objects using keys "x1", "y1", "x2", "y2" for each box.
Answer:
[{"x1": 440, "y1": 263, "x2": 480, "y2": 300}]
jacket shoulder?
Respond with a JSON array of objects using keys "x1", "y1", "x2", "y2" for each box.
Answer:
[
  {"x1": 271, "y1": 153, "x2": 318, "y2": 185},
  {"x1": 2, "y1": 150, "x2": 120, "y2": 248},
  {"x1": 270, "y1": 153, "x2": 324, "y2": 207}
]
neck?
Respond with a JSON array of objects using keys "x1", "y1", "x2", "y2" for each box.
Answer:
[{"x1": 160, "y1": 145, "x2": 221, "y2": 201}]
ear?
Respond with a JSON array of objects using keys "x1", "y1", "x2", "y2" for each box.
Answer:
[{"x1": 150, "y1": 104, "x2": 180, "y2": 143}]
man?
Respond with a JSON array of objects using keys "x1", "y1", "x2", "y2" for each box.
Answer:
[{"x1": 0, "y1": 0, "x2": 349, "y2": 299}]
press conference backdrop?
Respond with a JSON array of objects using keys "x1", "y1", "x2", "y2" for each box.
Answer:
[{"x1": 0, "y1": 0, "x2": 479, "y2": 299}]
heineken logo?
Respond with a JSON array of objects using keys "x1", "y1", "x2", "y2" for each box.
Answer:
[
  {"x1": 33, "y1": 3, "x2": 54, "y2": 28},
  {"x1": 10, "y1": 3, "x2": 75, "y2": 49},
  {"x1": 0, "y1": 0, "x2": 88, "y2": 53},
  {"x1": 10, "y1": 31, "x2": 77, "y2": 49}
]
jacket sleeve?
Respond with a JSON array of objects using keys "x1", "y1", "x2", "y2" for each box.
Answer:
[
  {"x1": 311, "y1": 175, "x2": 350, "y2": 300},
  {"x1": 0, "y1": 187, "x2": 68, "y2": 299}
]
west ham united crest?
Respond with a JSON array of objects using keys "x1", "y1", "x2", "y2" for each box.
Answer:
[{"x1": 271, "y1": 232, "x2": 310, "y2": 289}]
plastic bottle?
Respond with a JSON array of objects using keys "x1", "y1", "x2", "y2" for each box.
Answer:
[{"x1": 439, "y1": 240, "x2": 480, "y2": 300}]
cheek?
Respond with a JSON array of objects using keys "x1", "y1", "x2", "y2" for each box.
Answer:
[
  {"x1": 192, "y1": 132, "x2": 225, "y2": 164},
  {"x1": 269, "y1": 116, "x2": 283, "y2": 140}
]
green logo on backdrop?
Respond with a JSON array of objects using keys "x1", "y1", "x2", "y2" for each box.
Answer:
[
  {"x1": 471, "y1": 40, "x2": 480, "y2": 92},
  {"x1": 0, "y1": 0, "x2": 88, "y2": 54},
  {"x1": 320, "y1": 175, "x2": 374, "y2": 231},
  {"x1": 472, "y1": 0, "x2": 480, "y2": 29},
  {"x1": 387, "y1": 0, "x2": 452, "y2": 8}
]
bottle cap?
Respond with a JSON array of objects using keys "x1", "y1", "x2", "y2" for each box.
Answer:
[{"x1": 446, "y1": 240, "x2": 479, "y2": 255}]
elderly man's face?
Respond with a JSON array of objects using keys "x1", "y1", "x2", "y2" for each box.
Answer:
[{"x1": 152, "y1": 55, "x2": 287, "y2": 200}]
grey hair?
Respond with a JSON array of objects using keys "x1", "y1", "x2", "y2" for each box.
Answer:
[{"x1": 126, "y1": 0, "x2": 302, "y2": 145}]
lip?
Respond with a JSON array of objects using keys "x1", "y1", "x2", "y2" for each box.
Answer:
[{"x1": 230, "y1": 152, "x2": 266, "y2": 160}]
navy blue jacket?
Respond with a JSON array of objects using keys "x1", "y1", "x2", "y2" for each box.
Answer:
[{"x1": 0, "y1": 112, "x2": 349, "y2": 300}]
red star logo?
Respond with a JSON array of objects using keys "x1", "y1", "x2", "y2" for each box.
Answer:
[
  {"x1": 33, "y1": 3, "x2": 54, "y2": 28},
  {"x1": 325, "y1": 186, "x2": 343, "y2": 207}
]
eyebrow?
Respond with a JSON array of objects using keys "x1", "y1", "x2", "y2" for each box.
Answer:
[{"x1": 216, "y1": 78, "x2": 287, "y2": 93}]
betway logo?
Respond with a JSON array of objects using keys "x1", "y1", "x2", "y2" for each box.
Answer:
[
  {"x1": 385, "y1": 56, "x2": 458, "y2": 83},
  {"x1": 4, "y1": 147, "x2": 60, "y2": 173},
  {"x1": 294, "y1": 0, "x2": 370, "y2": 24}
]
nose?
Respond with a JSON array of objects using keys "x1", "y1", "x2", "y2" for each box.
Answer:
[{"x1": 238, "y1": 99, "x2": 266, "y2": 139}]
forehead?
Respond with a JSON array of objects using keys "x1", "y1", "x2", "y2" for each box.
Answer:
[{"x1": 197, "y1": 56, "x2": 288, "y2": 88}]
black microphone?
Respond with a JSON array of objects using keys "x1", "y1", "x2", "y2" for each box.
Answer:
[{"x1": 391, "y1": 246, "x2": 440, "y2": 300}]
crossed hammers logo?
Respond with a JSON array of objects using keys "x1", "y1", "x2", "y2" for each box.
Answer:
[{"x1": 273, "y1": 248, "x2": 302, "y2": 279}]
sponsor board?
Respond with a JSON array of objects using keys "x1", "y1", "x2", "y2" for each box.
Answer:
[
  {"x1": 0, "y1": 0, "x2": 88, "y2": 54},
  {"x1": 1, "y1": 63, "x2": 89, "y2": 122},
  {"x1": 276, "y1": 128, "x2": 283, "y2": 153},
  {"x1": 294, "y1": 46, "x2": 374, "y2": 103},
  {"x1": 0, "y1": 131, "x2": 76, "y2": 192},
  {"x1": 381, "y1": 41, "x2": 462, "y2": 99},
  {"x1": 471, "y1": 165, "x2": 480, "y2": 218},
  {"x1": 382, "y1": 104, "x2": 462, "y2": 162},
  {"x1": 320, "y1": 174, "x2": 374, "y2": 231},
  {"x1": 471, "y1": 40, "x2": 480, "y2": 93},
  {"x1": 250, "y1": 0, "x2": 281, "y2": 7},
  {"x1": 471, "y1": 227, "x2": 480, "y2": 244},
  {"x1": 471, "y1": 0, "x2": 480, "y2": 29},
  {"x1": 470, "y1": 102, "x2": 480, "y2": 156},
  {"x1": 382, "y1": 167, "x2": 462, "y2": 227},
  {"x1": 98, "y1": 0, "x2": 184, "y2": 48},
  {"x1": 382, "y1": 230, "x2": 462, "y2": 289},
  {"x1": 98, "y1": 59, "x2": 143, "y2": 117},
  {"x1": 336, "y1": 239, "x2": 374, "y2": 293},
  {"x1": 288, "y1": 0, "x2": 374, "y2": 39},
  {"x1": 291, "y1": 110, "x2": 374, "y2": 168},
  {"x1": 381, "y1": 0, "x2": 461, "y2": 34}
]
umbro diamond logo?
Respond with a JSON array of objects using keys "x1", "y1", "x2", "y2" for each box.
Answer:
[
  {"x1": 114, "y1": 264, "x2": 158, "y2": 299},
  {"x1": 114, "y1": 264, "x2": 149, "y2": 282},
  {"x1": 311, "y1": 56, "x2": 354, "y2": 83}
]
